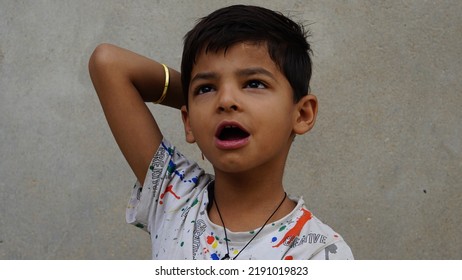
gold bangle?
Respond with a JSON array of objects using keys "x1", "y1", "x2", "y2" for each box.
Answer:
[{"x1": 154, "y1": 63, "x2": 169, "y2": 104}]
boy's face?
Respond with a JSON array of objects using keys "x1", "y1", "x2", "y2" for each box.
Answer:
[{"x1": 181, "y1": 42, "x2": 317, "y2": 174}]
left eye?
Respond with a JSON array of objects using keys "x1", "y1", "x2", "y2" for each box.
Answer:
[{"x1": 246, "y1": 80, "x2": 266, "y2": 89}]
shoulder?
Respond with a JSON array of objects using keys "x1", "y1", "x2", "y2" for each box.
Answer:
[
  {"x1": 127, "y1": 138, "x2": 214, "y2": 233},
  {"x1": 306, "y1": 214, "x2": 354, "y2": 260},
  {"x1": 282, "y1": 196, "x2": 354, "y2": 260}
]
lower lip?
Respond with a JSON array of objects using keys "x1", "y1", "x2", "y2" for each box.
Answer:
[{"x1": 214, "y1": 137, "x2": 250, "y2": 150}]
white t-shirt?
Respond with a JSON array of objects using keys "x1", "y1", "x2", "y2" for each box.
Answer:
[{"x1": 126, "y1": 139, "x2": 353, "y2": 260}]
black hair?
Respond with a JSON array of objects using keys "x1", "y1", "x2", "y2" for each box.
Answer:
[{"x1": 181, "y1": 5, "x2": 312, "y2": 105}]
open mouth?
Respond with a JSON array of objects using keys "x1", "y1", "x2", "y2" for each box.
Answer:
[{"x1": 217, "y1": 125, "x2": 250, "y2": 141}]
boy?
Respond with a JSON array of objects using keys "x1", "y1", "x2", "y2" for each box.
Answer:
[{"x1": 89, "y1": 5, "x2": 353, "y2": 260}]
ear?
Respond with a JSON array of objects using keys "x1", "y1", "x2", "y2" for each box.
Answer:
[
  {"x1": 292, "y1": 94, "x2": 318, "y2": 135},
  {"x1": 181, "y1": 106, "x2": 196, "y2": 143}
]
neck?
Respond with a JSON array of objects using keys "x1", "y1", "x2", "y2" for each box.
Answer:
[{"x1": 210, "y1": 166, "x2": 295, "y2": 232}]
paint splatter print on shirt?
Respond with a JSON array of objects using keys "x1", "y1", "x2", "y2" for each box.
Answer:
[{"x1": 126, "y1": 139, "x2": 353, "y2": 260}]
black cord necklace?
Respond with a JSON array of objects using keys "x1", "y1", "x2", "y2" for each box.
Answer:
[{"x1": 214, "y1": 192, "x2": 287, "y2": 260}]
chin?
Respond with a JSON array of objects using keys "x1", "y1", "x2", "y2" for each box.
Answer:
[{"x1": 212, "y1": 159, "x2": 252, "y2": 174}]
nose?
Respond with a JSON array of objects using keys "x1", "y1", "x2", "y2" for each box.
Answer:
[
  {"x1": 219, "y1": 103, "x2": 238, "y2": 112},
  {"x1": 217, "y1": 85, "x2": 240, "y2": 113}
]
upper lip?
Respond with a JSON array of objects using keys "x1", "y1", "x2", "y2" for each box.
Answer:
[{"x1": 215, "y1": 121, "x2": 250, "y2": 138}]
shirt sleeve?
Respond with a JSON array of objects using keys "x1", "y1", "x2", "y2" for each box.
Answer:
[{"x1": 125, "y1": 139, "x2": 208, "y2": 233}]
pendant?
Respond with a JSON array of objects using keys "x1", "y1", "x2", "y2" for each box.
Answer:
[{"x1": 221, "y1": 253, "x2": 231, "y2": 260}]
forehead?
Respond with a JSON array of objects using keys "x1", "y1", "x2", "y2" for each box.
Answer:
[{"x1": 192, "y1": 42, "x2": 280, "y2": 75}]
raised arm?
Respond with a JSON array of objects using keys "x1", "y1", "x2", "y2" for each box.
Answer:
[{"x1": 88, "y1": 43, "x2": 184, "y2": 184}]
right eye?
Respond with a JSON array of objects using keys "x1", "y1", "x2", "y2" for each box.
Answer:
[{"x1": 195, "y1": 85, "x2": 214, "y2": 95}]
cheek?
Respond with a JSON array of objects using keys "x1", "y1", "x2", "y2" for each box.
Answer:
[
  {"x1": 260, "y1": 101, "x2": 294, "y2": 123},
  {"x1": 188, "y1": 111, "x2": 205, "y2": 130},
  {"x1": 187, "y1": 111, "x2": 211, "y2": 142},
  {"x1": 262, "y1": 107, "x2": 297, "y2": 138}
]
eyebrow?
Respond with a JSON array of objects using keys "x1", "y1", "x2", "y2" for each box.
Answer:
[
  {"x1": 190, "y1": 72, "x2": 219, "y2": 84},
  {"x1": 237, "y1": 67, "x2": 276, "y2": 81},
  {"x1": 190, "y1": 67, "x2": 276, "y2": 84}
]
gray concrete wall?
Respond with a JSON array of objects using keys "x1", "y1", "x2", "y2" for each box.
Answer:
[{"x1": 1, "y1": 0, "x2": 461, "y2": 259}]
